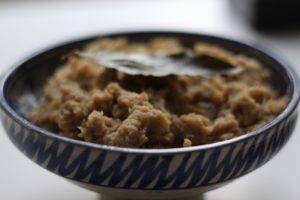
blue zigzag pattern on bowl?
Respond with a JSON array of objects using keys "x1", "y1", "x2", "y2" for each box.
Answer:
[{"x1": 2, "y1": 112, "x2": 297, "y2": 190}]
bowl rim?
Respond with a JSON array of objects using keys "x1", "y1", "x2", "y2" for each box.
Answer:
[{"x1": 0, "y1": 30, "x2": 299, "y2": 154}]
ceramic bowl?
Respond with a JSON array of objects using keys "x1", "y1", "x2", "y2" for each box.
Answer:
[{"x1": 0, "y1": 31, "x2": 299, "y2": 200}]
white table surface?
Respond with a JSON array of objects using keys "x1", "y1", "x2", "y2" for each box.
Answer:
[{"x1": 0, "y1": 0, "x2": 300, "y2": 199}]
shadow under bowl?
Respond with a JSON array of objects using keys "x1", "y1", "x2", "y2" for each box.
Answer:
[{"x1": 0, "y1": 31, "x2": 299, "y2": 200}]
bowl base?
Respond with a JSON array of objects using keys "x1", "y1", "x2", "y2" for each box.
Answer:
[{"x1": 100, "y1": 194, "x2": 205, "y2": 200}]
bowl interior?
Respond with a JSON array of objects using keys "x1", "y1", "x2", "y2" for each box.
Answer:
[{"x1": 3, "y1": 31, "x2": 291, "y2": 124}]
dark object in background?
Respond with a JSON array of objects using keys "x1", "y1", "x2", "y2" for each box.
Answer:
[{"x1": 231, "y1": 0, "x2": 300, "y2": 30}]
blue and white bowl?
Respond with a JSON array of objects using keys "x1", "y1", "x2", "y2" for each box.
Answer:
[{"x1": 0, "y1": 31, "x2": 299, "y2": 199}]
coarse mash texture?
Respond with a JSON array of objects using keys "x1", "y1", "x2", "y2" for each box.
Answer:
[{"x1": 28, "y1": 37, "x2": 288, "y2": 148}]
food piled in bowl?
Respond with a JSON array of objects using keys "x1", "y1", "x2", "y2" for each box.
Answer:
[{"x1": 28, "y1": 37, "x2": 288, "y2": 148}]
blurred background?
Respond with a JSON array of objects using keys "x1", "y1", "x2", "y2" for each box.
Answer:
[{"x1": 0, "y1": 0, "x2": 300, "y2": 199}]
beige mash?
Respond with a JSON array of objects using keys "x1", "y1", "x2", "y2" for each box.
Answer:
[{"x1": 28, "y1": 37, "x2": 288, "y2": 148}]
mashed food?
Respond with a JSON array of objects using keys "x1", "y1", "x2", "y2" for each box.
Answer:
[{"x1": 28, "y1": 37, "x2": 288, "y2": 148}]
